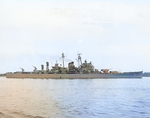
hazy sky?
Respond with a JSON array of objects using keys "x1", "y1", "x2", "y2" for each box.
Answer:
[{"x1": 0, "y1": 0, "x2": 150, "y2": 73}]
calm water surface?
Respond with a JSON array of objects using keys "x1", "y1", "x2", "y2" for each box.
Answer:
[{"x1": 0, "y1": 77, "x2": 150, "y2": 118}]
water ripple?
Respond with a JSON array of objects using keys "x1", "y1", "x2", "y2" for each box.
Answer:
[{"x1": 0, "y1": 77, "x2": 150, "y2": 118}]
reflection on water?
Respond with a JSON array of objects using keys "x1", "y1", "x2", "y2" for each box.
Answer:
[{"x1": 0, "y1": 77, "x2": 150, "y2": 118}]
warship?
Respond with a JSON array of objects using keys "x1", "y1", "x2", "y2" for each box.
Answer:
[{"x1": 6, "y1": 53, "x2": 143, "y2": 79}]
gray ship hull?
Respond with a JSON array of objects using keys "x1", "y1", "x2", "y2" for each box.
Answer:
[{"x1": 6, "y1": 71, "x2": 143, "y2": 79}]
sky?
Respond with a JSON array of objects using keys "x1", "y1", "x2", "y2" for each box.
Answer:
[{"x1": 0, "y1": 0, "x2": 150, "y2": 73}]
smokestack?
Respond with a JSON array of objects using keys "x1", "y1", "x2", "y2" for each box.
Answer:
[
  {"x1": 46, "y1": 62, "x2": 49, "y2": 72},
  {"x1": 41, "y1": 65, "x2": 44, "y2": 74}
]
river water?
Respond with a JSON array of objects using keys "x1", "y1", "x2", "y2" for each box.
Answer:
[{"x1": 0, "y1": 77, "x2": 150, "y2": 118}]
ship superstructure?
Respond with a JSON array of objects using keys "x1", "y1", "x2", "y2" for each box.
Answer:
[{"x1": 44, "y1": 53, "x2": 96, "y2": 74}]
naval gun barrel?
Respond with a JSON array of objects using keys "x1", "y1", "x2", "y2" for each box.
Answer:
[{"x1": 20, "y1": 67, "x2": 24, "y2": 73}]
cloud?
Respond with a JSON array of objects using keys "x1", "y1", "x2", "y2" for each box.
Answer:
[
  {"x1": 1, "y1": 1, "x2": 148, "y2": 26},
  {"x1": 0, "y1": 0, "x2": 150, "y2": 73}
]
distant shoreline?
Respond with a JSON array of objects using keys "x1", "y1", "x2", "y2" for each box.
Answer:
[{"x1": 0, "y1": 74, "x2": 6, "y2": 77}]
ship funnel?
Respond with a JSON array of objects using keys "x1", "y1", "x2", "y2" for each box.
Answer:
[
  {"x1": 46, "y1": 62, "x2": 49, "y2": 72},
  {"x1": 41, "y1": 65, "x2": 44, "y2": 74}
]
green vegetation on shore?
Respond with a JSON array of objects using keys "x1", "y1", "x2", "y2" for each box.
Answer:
[{"x1": 0, "y1": 73, "x2": 6, "y2": 76}]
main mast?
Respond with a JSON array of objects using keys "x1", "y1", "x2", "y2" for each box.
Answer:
[
  {"x1": 77, "y1": 53, "x2": 82, "y2": 68},
  {"x1": 61, "y1": 53, "x2": 65, "y2": 68}
]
